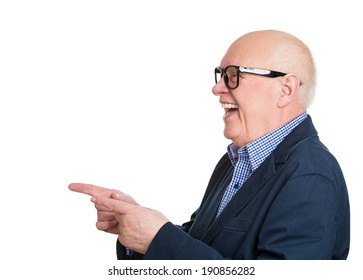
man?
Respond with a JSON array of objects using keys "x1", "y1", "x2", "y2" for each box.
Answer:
[{"x1": 69, "y1": 30, "x2": 350, "y2": 259}]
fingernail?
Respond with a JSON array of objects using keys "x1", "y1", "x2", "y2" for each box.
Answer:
[{"x1": 91, "y1": 197, "x2": 96, "y2": 203}]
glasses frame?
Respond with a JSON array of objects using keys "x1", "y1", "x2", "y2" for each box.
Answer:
[{"x1": 215, "y1": 65, "x2": 287, "y2": 89}]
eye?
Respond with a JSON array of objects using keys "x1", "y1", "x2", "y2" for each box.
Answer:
[
  {"x1": 229, "y1": 73, "x2": 238, "y2": 82},
  {"x1": 226, "y1": 68, "x2": 238, "y2": 80}
]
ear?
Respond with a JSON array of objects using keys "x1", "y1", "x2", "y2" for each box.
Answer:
[{"x1": 276, "y1": 74, "x2": 301, "y2": 108}]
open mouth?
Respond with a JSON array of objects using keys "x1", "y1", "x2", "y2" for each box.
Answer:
[{"x1": 221, "y1": 103, "x2": 239, "y2": 115}]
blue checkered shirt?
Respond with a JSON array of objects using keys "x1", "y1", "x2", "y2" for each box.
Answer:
[{"x1": 216, "y1": 113, "x2": 307, "y2": 217}]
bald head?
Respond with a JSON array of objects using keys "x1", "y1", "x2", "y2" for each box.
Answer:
[{"x1": 224, "y1": 30, "x2": 316, "y2": 108}]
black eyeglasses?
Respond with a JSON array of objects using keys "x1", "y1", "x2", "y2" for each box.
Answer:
[{"x1": 215, "y1": 65, "x2": 287, "y2": 89}]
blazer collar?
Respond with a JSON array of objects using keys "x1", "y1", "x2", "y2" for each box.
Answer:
[{"x1": 273, "y1": 115, "x2": 318, "y2": 164}]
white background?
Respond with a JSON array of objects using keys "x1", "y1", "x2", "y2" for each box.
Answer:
[{"x1": 0, "y1": 0, "x2": 362, "y2": 279}]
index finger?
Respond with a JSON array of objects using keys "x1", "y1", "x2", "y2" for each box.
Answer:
[
  {"x1": 91, "y1": 195, "x2": 132, "y2": 214},
  {"x1": 68, "y1": 182, "x2": 120, "y2": 197}
]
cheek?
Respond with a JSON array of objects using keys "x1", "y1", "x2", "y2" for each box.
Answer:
[
  {"x1": 236, "y1": 93, "x2": 266, "y2": 117},
  {"x1": 240, "y1": 87, "x2": 277, "y2": 114}
]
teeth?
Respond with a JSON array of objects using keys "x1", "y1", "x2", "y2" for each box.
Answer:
[{"x1": 221, "y1": 103, "x2": 239, "y2": 109}]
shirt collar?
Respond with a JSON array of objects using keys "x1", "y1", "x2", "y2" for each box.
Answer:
[{"x1": 227, "y1": 113, "x2": 308, "y2": 170}]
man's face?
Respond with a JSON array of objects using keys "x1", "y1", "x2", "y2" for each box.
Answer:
[{"x1": 212, "y1": 41, "x2": 282, "y2": 147}]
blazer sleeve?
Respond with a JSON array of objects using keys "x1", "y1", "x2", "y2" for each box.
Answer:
[
  {"x1": 256, "y1": 174, "x2": 346, "y2": 259},
  {"x1": 116, "y1": 209, "x2": 203, "y2": 259},
  {"x1": 116, "y1": 222, "x2": 226, "y2": 260},
  {"x1": 116, "y1": 240, "x2": 144, "y2": 260},
  {"x1": 143, "y1": 222, "x2": 225, "y2": 260}
]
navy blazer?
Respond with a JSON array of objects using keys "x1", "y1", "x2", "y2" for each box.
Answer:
[{"x1": 117, "y1": 116, "x2": 350, "y2": 259}]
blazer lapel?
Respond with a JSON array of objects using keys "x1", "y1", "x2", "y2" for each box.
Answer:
[
  {"x1": 188, "y1": 164, "x2": 233, "y2": 240},
  {"x1": 200, "y1": 156, "x2": 277, "y2": 244}
]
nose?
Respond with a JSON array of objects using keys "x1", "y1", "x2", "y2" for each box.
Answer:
[{"x1": 212, "y1": 78, "x2": 229, "y2": 96}]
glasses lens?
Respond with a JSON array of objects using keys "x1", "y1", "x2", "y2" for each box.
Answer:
[
  {"x1": 215, "y1": 68, "x2": 222, "y2": 84},
  {"x1": 225, "y1": 66, "x2": 238, "y2": 89}
]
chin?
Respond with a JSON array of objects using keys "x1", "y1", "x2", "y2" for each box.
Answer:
[
  {"x1": 224, "y1": 129, "x2": 237, "y2": 143},
  {"x1": 224, "y1": 127, "x2": 244, "y2": 147}
]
